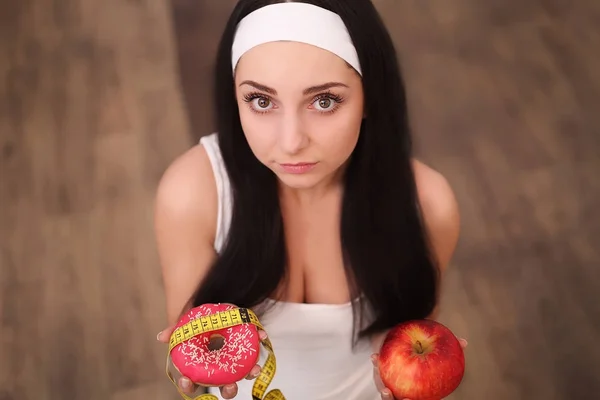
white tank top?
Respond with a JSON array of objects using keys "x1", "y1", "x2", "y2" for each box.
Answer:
[{"x1": 199, "y1": 133, "x2": 379, "y2": 400}]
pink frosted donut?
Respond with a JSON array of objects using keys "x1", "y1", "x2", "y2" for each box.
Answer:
[{"x1": 169, "y1": 303, "x2": 261, "y2": 387}]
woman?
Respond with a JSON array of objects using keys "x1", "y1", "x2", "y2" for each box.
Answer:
[{"x1": 155, "y1": 1, "x2": 467, "y2": 399}]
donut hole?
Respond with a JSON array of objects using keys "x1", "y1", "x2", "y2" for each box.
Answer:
[{"x1": 207, "y1": 334, "x2": 226, "y2": 351}]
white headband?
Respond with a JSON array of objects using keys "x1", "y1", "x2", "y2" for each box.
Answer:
[{"x1": 231, "y1": 3, "x2": 362, "y2": 76}]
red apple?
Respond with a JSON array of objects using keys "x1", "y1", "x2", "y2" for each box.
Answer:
[{"x1": 378, "y1": 319, "x2": 465, "y2": 400}]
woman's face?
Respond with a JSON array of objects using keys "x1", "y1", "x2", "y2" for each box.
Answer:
[{"x1": 234, "y1": 41, "x2": 364, "y2": 191}]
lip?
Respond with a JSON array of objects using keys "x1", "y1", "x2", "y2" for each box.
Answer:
[{"x1": 278, "y1": 162, "x2": 318, "y2": 174}]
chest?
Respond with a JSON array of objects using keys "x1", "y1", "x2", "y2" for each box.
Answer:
[{"x1": 277, "y1": 196, "x2": 350, "y2": 304}]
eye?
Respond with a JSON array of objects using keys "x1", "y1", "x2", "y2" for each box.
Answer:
[
  {"x1": 242, "y1": 92, "x2": 275, "y2": 113},
  {"x1": 253, "y1": 97, "x2": 272, "y2": 110},
  {"x1": 314, "y1": 98, "x2": 334, "y2": 111},
  {"x1": 311, "y1": 92, "x2": 345, "y2": 113}
]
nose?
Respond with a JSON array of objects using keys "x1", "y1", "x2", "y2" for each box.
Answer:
[{"x1": 278, "y1": 111, "x2": 309, "y2": 155}]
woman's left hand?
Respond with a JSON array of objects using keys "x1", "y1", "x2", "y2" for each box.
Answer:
[{"x1": 371, "y1": 337, "x2": 468, "y2": 400}]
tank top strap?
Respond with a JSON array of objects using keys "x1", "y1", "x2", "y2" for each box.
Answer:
[{"x1": 199, "y1": 133, "x2": 232, "y2": 253}]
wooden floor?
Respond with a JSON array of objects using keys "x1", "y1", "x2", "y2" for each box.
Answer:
[{"x1": 1, "y1": 0, "x2": 599, "y2": 399}]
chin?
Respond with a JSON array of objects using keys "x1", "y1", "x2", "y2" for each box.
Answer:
[{"x1": 274, "y1": 172, "x2": 326, "y2": 190}]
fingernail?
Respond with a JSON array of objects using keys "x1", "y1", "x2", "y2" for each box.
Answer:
[
  {"x1": 181, "y1": 378, "x2": 191, "y2": 389},
  {"x1": 224, "y1": 384, "x2": 236, "y2": 393},
  {"x1": 371, "y1": 354, "x2": 378, "y2": 366},
  {"x1": 156, "y1": 331, "x2": 162, "y2": 341},
  {"x1": 460, "y1": 338, "x2": 468, "y2": 346}
]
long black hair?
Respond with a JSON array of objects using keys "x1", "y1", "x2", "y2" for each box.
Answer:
[{"x1": 187, "y1": 0, "x2": 440, "y2": 344}]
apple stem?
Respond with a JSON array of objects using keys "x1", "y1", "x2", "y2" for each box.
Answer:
[{"x1": 416, "y1": 341, "x2": 424, "y2": 354}]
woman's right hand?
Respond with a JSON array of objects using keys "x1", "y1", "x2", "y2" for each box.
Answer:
[{"x1": 157, "y1": 325, "x2": 267, "y2": 399}]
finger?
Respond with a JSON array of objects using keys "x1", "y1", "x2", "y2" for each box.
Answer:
[
  {"x1": 380, "y1": 388, "x2": 394, "y2": 399},
  {"x1": 177, "y1": 376, "x2": 198, "y2": 395},
  {"x1": 245, "y1": 364, "x2": 262, "y2": 380},
  {"x1": 371, "y1": 353, "x2": 379, "y2": 369},
  {"x1": 220, "y1": 383, "x2": 238, "y2": 399},
  {"x1": 458, "y1": 338, "x2": 468, "y2": 348},
  {"x1": 258, "y1": 329, "x2": 268, "y2": 341},
  {"x1": 156, "y1": 326, "x2": 176, "y2": 343}
]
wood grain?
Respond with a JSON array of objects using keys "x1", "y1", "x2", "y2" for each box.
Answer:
[{"x1": 1, "y1": 0, "x2": 599, "y2": 399}]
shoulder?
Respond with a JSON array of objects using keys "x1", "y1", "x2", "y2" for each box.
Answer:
[
  {"x1": 154, "y1": 141, "x2": 218, "y2": 244},
  {"x1": 412, "y1": 159, "x2": 461, "y2": 270}
]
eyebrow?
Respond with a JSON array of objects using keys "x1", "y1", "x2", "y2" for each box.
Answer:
[{"x1": 238, "y1": 80, "x2": 349, "y2": 96}]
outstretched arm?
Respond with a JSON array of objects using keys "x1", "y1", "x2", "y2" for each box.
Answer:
[{"x1": 371, "y1": 161, "x2": 463, "y2": 400}]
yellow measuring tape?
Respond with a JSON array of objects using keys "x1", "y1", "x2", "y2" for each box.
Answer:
[{"x1": 166, "y1": 307, "x2": 285, "y2": 400}]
